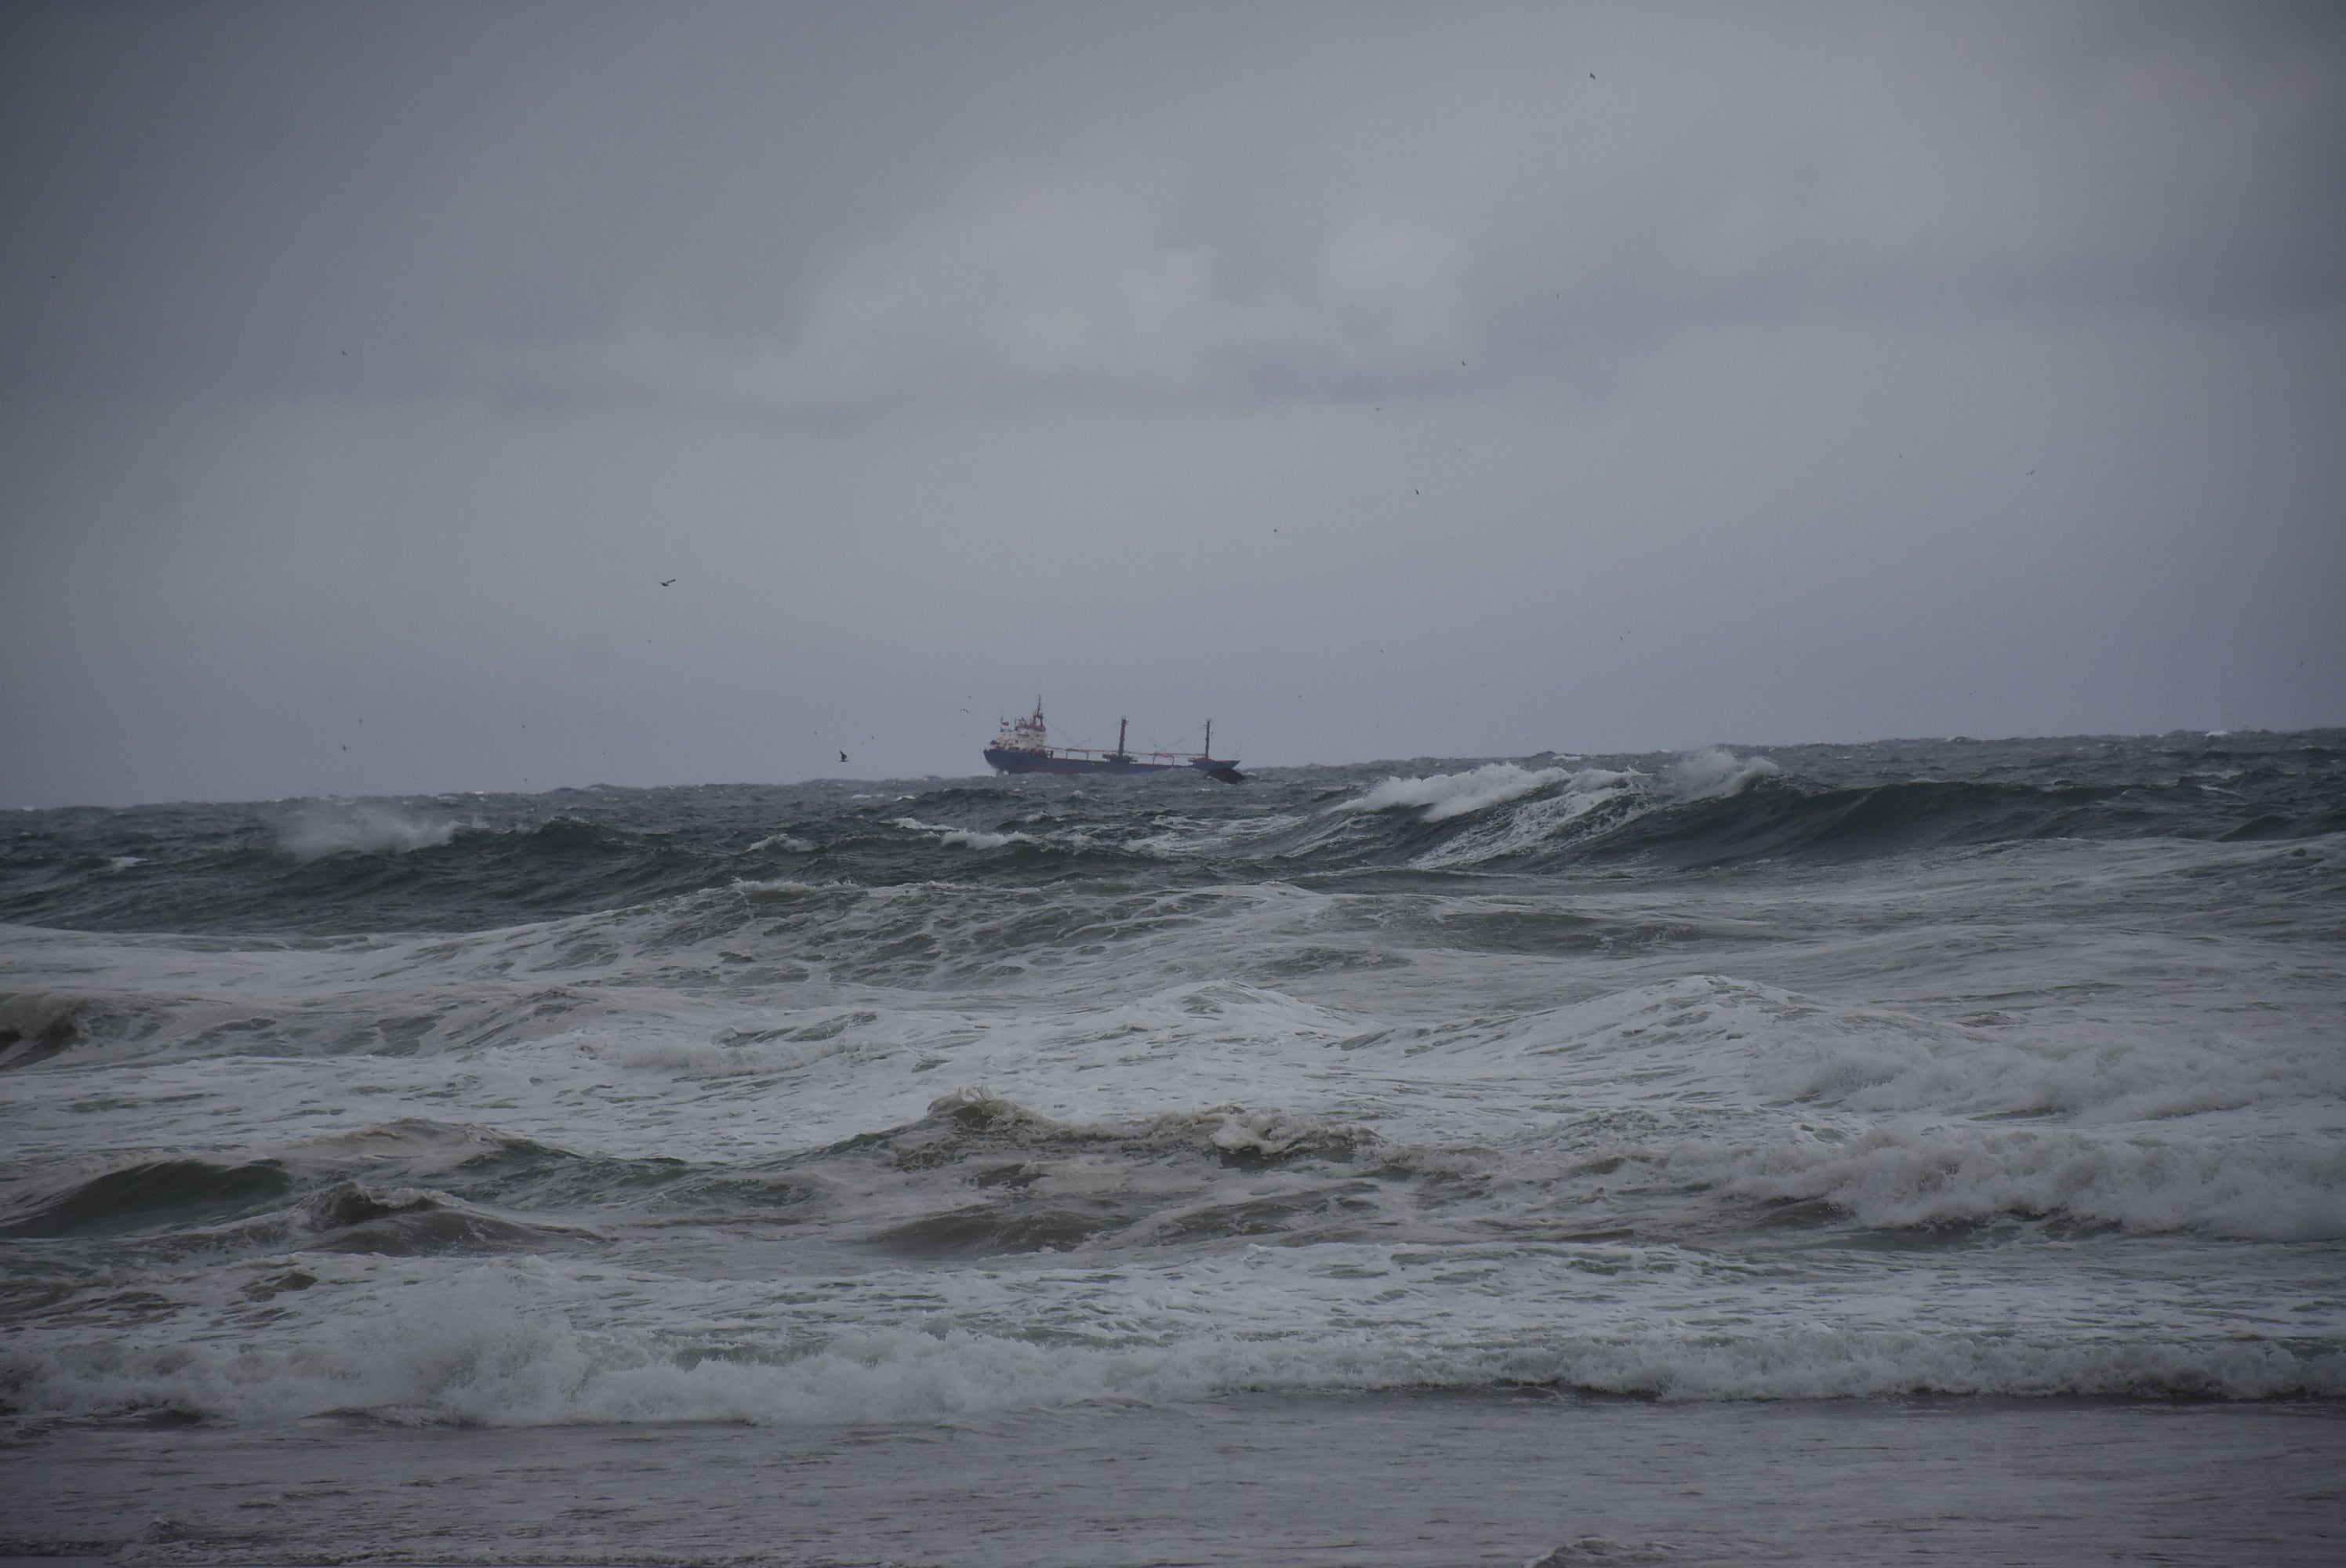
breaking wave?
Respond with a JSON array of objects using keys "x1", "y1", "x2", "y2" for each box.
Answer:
[
  {"x1": 281, "y1": 803, "x2": 459, "y2": 861},
  {"x1": 3, "y1": 729, "x2": 2341, "y2": 1443},
  {"x1": 1680, "y1": 1122, "x2": 2346, "y2": 1241},
  {"x1": 903, "y1": 819, "x2": 1037, "y2": 851},
  {"x1": 1669, "y1": 746, "x2": 1781, "y2": 800},
  {"x1": 5, "y1": 734, "x2": 2339, "y2": 935},
  {"x1": 1335, "y1": 762, "x2": 1579, "y2": 822},
  {"x1": 7, "y1": 1281, "x2": 2337, "y2": 1429}
]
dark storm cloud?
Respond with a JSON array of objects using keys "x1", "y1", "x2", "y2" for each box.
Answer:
[
  {"x1": 2, "y1": 2, "x2": 2342, "y2": 804},
  {"x1": 12, "y1": 2, "x2": 2341, "y2": 413}
]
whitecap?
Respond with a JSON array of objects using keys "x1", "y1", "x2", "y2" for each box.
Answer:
[
  {"x1": 1666, "y1": 746, "x2": 1779, "y2": 800},
  {"x1": 281, "y1": 803, "x2": 459, "y2": 862},
  {"x1": 1334, "y1": 763, "x2": 1573, "y2": 822},
  {"x1": 895, "y1": 815, "x2": 1037, "y2": 850}
]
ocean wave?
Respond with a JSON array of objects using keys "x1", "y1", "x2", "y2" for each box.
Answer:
[
  {"x1": 1299, "y1": 743, "x2": 2346, "y2": 873},
  {"x1": 1386, "y1": 975, "x2": 2346, "y2": 1239},
  {"x1": 281, "y1": 803, "x2": 460, "y2": 862},
  {"x1": 813, "y1": 1088, "x2": 1378, "y2": 1171},
  {"x1": 893, "y1": 815, "x2": 1048, "y2": 851},
  {"x1": 1322, "y1": 751, "x2": 1783, "y2": 869},
  {"x1": 1673, "y1": 1123, "x2": 2346, "y2": 1241},
  {"x1": 6, "y1": 1272, "x2": 2336, "y2": 1428},
  {"x1": 1498, "y1": 975, "x2": 2346, "y2": 1121},
  {"x1": 1405, "y1": 768, "x2": 1646, "y2": 868},
  {"x1": 5, "y1": 732, "x2": 2341, "y2": 1445},
  {"x1": 300, "y1": 1181, "x2": 591, "y2": 1255},
  {"x1": 1335, "y1": 763, "x2": 1578, "y2": 822},
  {"x1": 0, "y1": 1158, "x2": 296, "y2": 1238},
  {"x1": 0, "y1": 985, "x2": 170, "y2": 1073},
  {"x1": 0, "y1": 1149, "x2": 594, "y2": 1254},
  {"x1": 6, "y1": 738, "x2": 2336, "y2": 938},
  {"x1": 1668, "y1": 746, "x2": 1781, "y2": 800},
  {"x1": 945, "y1": 829, "x2": 1033, "y2": 850}
]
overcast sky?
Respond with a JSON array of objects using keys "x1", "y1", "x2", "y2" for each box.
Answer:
[{"x1": 3, "y1": 1, "x2": 2341, "y2": 805}]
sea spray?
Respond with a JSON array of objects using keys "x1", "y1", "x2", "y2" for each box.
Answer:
[{"x1": 281, "y1": 800, "x2": 459, "y2": 860}]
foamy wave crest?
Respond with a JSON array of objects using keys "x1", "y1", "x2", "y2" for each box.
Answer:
[
  {"x1": 1336, "y1": 763, "x2": 1574, "y2": 822},
  {"x1": 0, "y1": 1272, "x2": 1205, "y2": 1428},
  {"x1": 1679, "y1": 1123, "x2": 2346, "y2": 1241},
  {"x1": 281, "y1": 803, "x2": 459, "y2": 862},
  {"x1": 1499, "y1": 975, "x2": 2346, "y2": 1123},
  {"x1": 748, "y1": 833, "x2": 816, "y2": 852},
  {"x1": 8, "y1": 1268, "x2": 2338, "y2": 1426},
  {"x1": 894, "y1": 816, "x2": 1036, "y2": 850},
  {"x1": 1408, "y1": 768, "x2": 1643, "y2": 867},
  {"x1": 1332, "y1": 753, "x2": 1727, "y2": 840},
  {"x1": 1668, "y1": 746, "x2": 1779, "y2": 800},
  {"x1": 944, "y1": 829, "x2": 1030, "y2": 849}
]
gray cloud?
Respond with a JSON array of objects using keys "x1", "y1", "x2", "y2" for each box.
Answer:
[{"x1": 3, "y1": 2, "x2": 2342, "y2": 804}]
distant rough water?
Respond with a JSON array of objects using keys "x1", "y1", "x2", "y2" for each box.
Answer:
[{"x1": 3, "y1": 731, "x2": 2343, "y2": 1431}]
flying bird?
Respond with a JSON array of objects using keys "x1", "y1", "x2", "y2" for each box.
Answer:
[
  {"x1": 840, "y1": 751, "x2": 848, "y2": 764},
  {"x1": 660, "y1": 579, "x2": 676, "y2": 587}
]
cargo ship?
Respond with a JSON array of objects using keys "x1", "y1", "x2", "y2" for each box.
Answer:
[{"x1": 985, "y1": 700, "x2": 1242, "y2": 782}]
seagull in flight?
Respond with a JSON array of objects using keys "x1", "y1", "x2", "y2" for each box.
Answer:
[{"x1": 659, "y1": 579, "x2": 676, "y2": 587}]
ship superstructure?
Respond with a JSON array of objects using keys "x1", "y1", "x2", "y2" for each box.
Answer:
[{"x1": 984, "y1": 700, "x2": 1241, "y2": 782}]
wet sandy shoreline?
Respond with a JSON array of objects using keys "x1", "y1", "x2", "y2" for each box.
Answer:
[{"x1": 7, "y1": 1392, "x2": 2342, "y2": 1566}]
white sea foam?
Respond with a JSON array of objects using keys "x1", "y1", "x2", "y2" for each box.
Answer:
[
  {"x1": 1491, "y1": 974, "x2": 2346, "y2": 1124},
  {"x1": 281, "y1": 803, "x2": 459, "y2": 861},
  {"x1": 7, "y1": 746, "x2": 2341, "y2": 1443},
  {"x1": 894, "y1": 815, "x2": 1037, "y2": 850},
  {"x1": 1408, "y1": 768, "x2": 1642, "y2": 867},
  {"x1": 1336, "y1": 763, "x2": 1574, "y2": 821},
  {"x1": 7, "y1": 1262, "x2": 2337, "y2": 1428},
  {"x1": 943, "y1": 829, "x2": 1030, "y2": 849},
  {"x1": 1676, "y1": 1121, "x2": 2346, "y2": 1240},
  {"x1": 748, "y1": 833, "x2": 816, "y2": 852},
  {"x1": 1332, "y1": 749, "x2": 1770, "y2": 843},
  {"x1": 1440, "y1": 975, "x2": 2346, "y2": 1239},
  {"x1": 1666, "y1": 746, "x2": 1779, "y2": 800}
]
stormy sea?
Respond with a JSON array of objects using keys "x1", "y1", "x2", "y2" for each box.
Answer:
[{"x1": 3, "y1": 731, "x2": 2342, "y2": 1566}]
